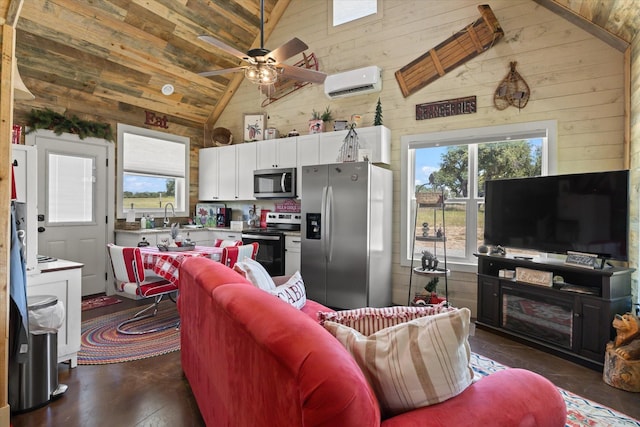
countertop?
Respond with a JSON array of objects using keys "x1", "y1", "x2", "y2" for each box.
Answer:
[
  {"x1": 116, "y1": 226, "x2": 301, "y2": 237},
  {"x1": 36, "y1": 258, "x2": 84, "y2": 273}
]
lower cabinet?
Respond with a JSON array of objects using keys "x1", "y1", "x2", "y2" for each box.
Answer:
[
  {"x1": 27, "y1": 262, "x2": 83, "y2": 368},
  {"x1": 285, "y1": 235, "x2": 301, "y2": 275},
  {"x1": 476, "y1": 254, "x2": 633, "y2": 368}
]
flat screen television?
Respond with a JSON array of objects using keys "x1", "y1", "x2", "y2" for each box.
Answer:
[{"x1": 483, "y1": 170, "x2": 629, "y2": 261}]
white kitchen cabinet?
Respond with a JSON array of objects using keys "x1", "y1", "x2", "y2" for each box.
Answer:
[
  {"x1": 217, "y1": 144, "x2": 237, "y2": 200},
  {"x1": 318, "y1": 129, "x2": 348, "y2": 165},
  {"x1": 317, "y1": 125, "x2": 390, "y2": 165},
  {"x1": 27, "y1": 260, "x2": 83, "y2": 368},
  {"x1": 296, "y1": 134, "x2": 320, "y2": 196},
  {"x1": 256, "y1": 137, "x2": 297, "y2": 169},
  {"x1": 11, "y1": 145, "x2": 38, "y2": 273},
  {"x1": 236, "y1": 142, "x2": 257, "y2": 200},
  {"x1": 199, "y1": 147, "x2": 220, "y2": 200},
  {"x1": 285, "y1": 234, "x2": 301, "y2": 275},
  {"x1": 183, "y1": 229, "x2": 214, "y2": 246},
  {"x1": 199, "y1": 144, "x2": 256, "y2": 201}
]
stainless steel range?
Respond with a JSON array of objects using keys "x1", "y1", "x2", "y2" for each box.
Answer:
[{"x1": 242, "y1": 213, "x2": 301, "y2": 276}]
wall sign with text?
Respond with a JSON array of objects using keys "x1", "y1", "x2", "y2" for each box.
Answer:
[{"x1": 416, "y1": 96, "x2": 476, "y2": 120}]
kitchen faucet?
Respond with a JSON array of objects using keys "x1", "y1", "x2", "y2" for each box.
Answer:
[{"x1": 163, "y1": 202, "x2": 175, "y2": 227}]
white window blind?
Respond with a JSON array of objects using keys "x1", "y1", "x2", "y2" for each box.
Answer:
[{"x1": 123, "y1": 133, "x2": 185, "y2": 178}]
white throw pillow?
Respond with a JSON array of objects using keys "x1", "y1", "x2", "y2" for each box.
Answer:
[
  {"x1": 324, "y1": 308, "x2": 473, "y2": 417},
  {"x1": 233, "y1": 257, "x2": 276, "y2": 291},
  {"x1": 267, "y1": 271, "x2": 306, "y2": 309}
]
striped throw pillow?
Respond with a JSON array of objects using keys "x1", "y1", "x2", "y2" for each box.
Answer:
[
  {"x1": 318, "y1": 304, "x2": 456, "y2": 336},
  {"x1": 323, "y1": 308, "x2": 473, "y2": 417}
]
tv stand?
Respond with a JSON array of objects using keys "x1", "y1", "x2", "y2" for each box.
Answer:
[{"x1": 475, "y1": 254, "x2": 633, "y2": 370}]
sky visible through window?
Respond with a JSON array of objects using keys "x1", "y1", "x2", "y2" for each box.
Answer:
[
  {"x1": 414, "y1": 138, "x2": 543, "y2": 187},
  {"x1": 124, "y1": 174, "x2": 168, "y2": 193},
  {"x1": 333, "y1": 0, "x2": 377, "y2": 26}
]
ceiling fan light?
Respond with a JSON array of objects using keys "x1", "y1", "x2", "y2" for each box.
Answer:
[{"x1": 245, "y1": 64, "x2": 277, "y2": 85}]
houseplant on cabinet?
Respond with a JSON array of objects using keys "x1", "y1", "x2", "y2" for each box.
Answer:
[{"x1": 309, "y1": 106, "x2": 333, "y2": 134}]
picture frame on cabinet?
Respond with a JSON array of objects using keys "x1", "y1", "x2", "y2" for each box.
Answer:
[{"x1": 243, "y1": 113, "x2": 267, "y2": 142}]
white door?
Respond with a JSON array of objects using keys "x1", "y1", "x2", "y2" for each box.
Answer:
[{"x1": 34, "y1": 133, "x2": 110, "y2": 296}]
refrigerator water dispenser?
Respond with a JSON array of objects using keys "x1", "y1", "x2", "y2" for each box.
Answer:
[{"x1": 306, "y1": 213, "x2": 321, "y2": 239}]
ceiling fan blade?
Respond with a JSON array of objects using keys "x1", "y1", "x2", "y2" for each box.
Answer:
[
  {"x1": 279, "y1": 63, "x2": 327, "y2": 84},
  {"x1": 198, "y1": 35, "x2": 248, "y2": 61},
  {"x1": 199, "y1": 67, "x2": 245, "y2": 77},
  {"x1": 267, "y1": 38, "x2": 308, "y2": 63}
]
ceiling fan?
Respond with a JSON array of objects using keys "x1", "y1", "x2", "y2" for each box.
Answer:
[{"x1": 198, "y1": 0, "x2": 327, "y2": 86}]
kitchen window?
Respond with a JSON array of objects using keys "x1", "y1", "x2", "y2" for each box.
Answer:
[
  {"x1": 400, "y1": 120, "x2": 557, "y2": 269},
  {"x1": 116, "y1": 124, "x2": 190, "y2": 219}
]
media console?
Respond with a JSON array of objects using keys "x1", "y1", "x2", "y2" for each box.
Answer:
[{"x1": 475, "y1": 254, "x2": 633, "y2": 370}]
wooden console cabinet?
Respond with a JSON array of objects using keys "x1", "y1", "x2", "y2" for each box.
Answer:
[{"x1": 476, "y1": 254, "x2": 633, "y2": 369}]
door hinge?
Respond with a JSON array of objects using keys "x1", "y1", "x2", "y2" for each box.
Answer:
[
  {"x1": 106, "y1": 158, "x2": 108, "y2": 167},
  {"x1": 106, "y1": 215, "x2": 108, "y2": 224},
  {"x1": 105, "y1": 272, "x2": 108, "y2": 281}
]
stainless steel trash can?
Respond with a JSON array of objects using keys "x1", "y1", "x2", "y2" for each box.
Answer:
[{"x1": 11, "y1": 295, "x2": 67, "y2": 412}]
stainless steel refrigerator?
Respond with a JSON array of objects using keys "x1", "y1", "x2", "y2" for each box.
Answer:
[{"x1": 301, "y1": 162, "x2": 392, "y2": 309}]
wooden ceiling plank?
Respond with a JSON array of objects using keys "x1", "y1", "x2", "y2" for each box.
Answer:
[
  {"x1": 535, "y1": 0, "x2": 629, "y2": 51},
  {"x1": 20, "y1": 1, "x2": 228, "y2": 97}
]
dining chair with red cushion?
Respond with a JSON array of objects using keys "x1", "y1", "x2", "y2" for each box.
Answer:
[
  {"x1": 214, "y1": 239, "x2": 243, "y2": 248},
  {"x1": 106, "y1": 243, "x2": 179, "y2": 335},
  {"x1": 220, "y1": 242, "x2": 259, "y2": 268}
]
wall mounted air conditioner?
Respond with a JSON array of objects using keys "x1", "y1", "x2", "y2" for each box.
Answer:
[{"x1": 324, "y1": 66, "x2": 382, "y2": 99}]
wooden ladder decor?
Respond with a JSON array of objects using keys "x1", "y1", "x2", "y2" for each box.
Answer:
[{"x1": 395, "y1": 4, "x2": 504, "y2": 98}]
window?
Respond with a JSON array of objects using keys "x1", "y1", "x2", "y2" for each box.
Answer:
[
  {"x1": 330, "y1": 0, "x2": 381, "y2": 27},
  {"x1": 116, "y1": 124, "x2": 190, "y2": 219},
  {"x1": 400, "y1": 121, "x2": 557, "y2": 269}
]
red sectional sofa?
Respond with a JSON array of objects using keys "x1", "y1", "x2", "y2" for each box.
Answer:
[{"x1": 178, "y1": 257, "x2": 567, "y2": 427}]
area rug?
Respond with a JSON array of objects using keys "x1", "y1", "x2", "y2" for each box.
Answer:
[
  {"x1": 78, "y1": 301, "x2": 179, "y2": 365},
  {"x1": 472, "y1": 353, "x2": 640, "y2": 427},
  {"x1": 81, "y1": 295, "x2": 122, "y2": 311}
]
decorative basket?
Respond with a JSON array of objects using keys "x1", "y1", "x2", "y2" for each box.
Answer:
[
  {"x1": 212, "y1": 127, "x2": 233, "y2": 146},
  {"x1": 416, "y1": 192, "x2": 442, "y2": 204}
]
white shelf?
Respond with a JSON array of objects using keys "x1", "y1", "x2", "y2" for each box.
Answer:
[{"x1": 413, "y1": 267, "x2": 450, "y2": 276}]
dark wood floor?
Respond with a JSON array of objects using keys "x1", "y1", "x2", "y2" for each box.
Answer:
[{"x1": 10, "y1": 297, "x2": 640, "y2": 426}]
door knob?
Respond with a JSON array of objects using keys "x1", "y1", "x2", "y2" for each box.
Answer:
[{"x1": 38, "y1": 226, "x2": 45, "y2": 233}]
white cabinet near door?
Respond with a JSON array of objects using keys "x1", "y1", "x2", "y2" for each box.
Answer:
[
  {"x1": 318, "y1": 125, "x2": 390, "y2": 165},
  {"x1": 11, "y1": 145, "x2": 38, "y2": 273},
  {"x1": 256, "y1": 137, "x2": 297, "y2": 169},
  {"x1": 199, "y1": 147, "x2": 220, "y2": 200},
  {"x1": 285, "y1": 235, "x2": 301, "y2": 275},
  {"x1": 27, "y1": 260, "x2": 83, "y2": 368},
  {"x1": 296, "y1": 134, "x2": 320, "y2": 197},
  {"x1": 199, "y1": 144, "x2": 256, "y2": 201}
]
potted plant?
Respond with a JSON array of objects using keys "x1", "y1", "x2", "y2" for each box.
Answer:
[{"x1": 309, "y1": 106, "x2": 333, "y2": 134}]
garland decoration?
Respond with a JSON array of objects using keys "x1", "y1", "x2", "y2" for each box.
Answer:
[{"x1": 25, "y1": 108, "x2": 114, "y2": 141}]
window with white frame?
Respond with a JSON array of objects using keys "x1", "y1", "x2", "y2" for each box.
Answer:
[
  {"x1": 116, "y1": 124, "x2": 189, "y2": 219},
  {"x1": 331, "y1": 0, "x2": 381, "y2": 27},
  {"x1": 400, "y1": 121, "x2": 557, "y2": 268}
]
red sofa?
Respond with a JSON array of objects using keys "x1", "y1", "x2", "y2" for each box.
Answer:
[{"x1": 178, "y1": 257, "x2": 567, "y2": 427}]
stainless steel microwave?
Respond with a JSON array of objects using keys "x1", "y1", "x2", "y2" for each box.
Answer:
[{"x1": 253, "y1": 167, "x2": 296, "y2": 199}]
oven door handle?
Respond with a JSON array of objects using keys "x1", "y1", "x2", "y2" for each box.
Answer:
[{"x1": 241, "y1": 234, "x2": 281, "y2": 241}]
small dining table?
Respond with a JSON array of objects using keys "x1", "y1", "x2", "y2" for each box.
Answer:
[{"x1": 139, "y1": 245, "x2": 222, "y2": 286}]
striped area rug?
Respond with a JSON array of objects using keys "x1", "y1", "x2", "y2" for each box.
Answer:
[
  {"x1": 78, "y1": 301, "x2": 180, "y2": 365},
  {"x1": 472, "y1": 353, "x2": 640, "y2": 427}
]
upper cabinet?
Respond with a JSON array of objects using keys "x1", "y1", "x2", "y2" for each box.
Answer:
[
  {"x1": 198, "y1": 126, "x2": 390, "y2": 202},
  {"x1": 318, "y1": 125, "x2": 390, "y2": 165},
  {"x1": 199, "y1": 144, "x2": 257, "y2": 201},
  {"x1": 256, "y1": 137, "x2": 297, "y2": 169}
]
